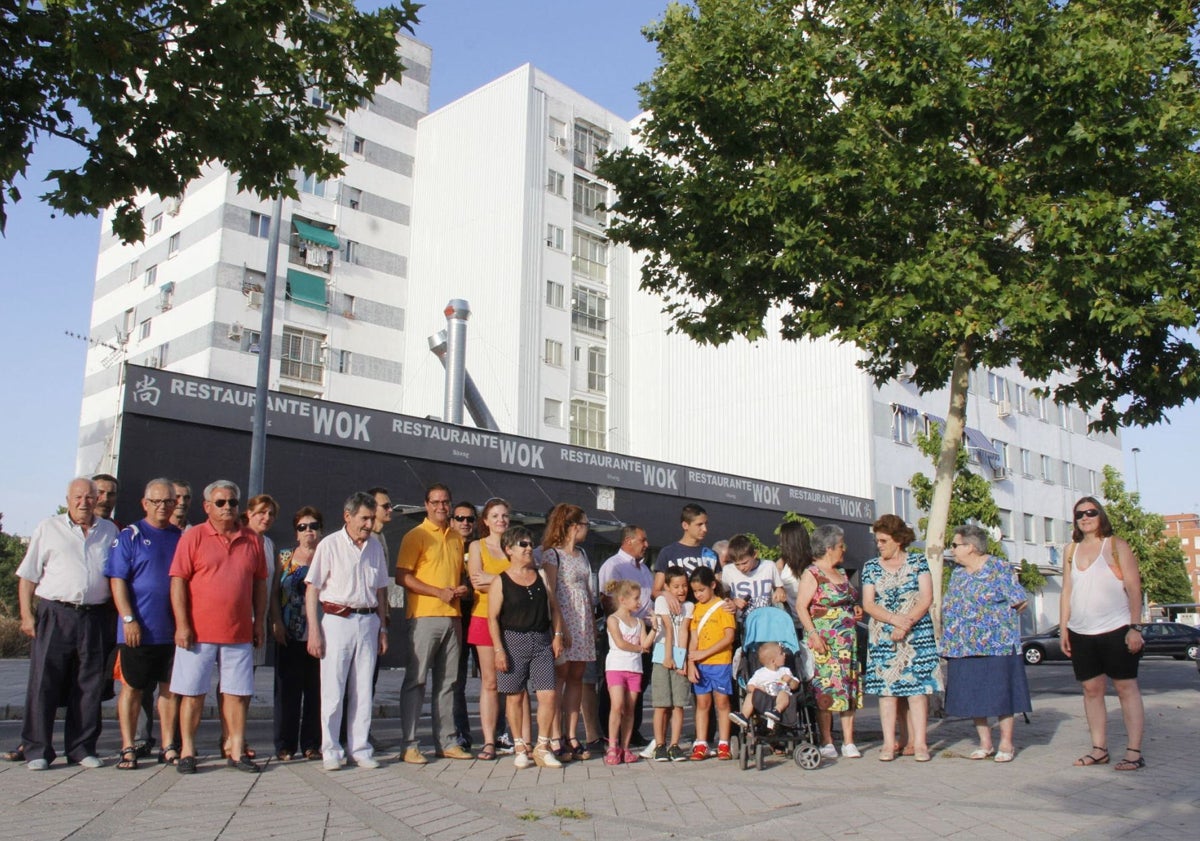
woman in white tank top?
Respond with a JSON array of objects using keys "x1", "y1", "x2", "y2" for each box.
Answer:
[{"x1": 1059, "y1": 497, "x2": 1146, "y2": 771}]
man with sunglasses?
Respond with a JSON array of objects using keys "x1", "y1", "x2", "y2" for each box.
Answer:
[
  {"x1": 396, "y1": 483, "x2": 471, "y2": 762},
  {"x1": 450, "y1": 500, "x2": 479, "y2": 751},
  {"x1": 168, "y1": 480, "x2": 267, "y2": 774}
]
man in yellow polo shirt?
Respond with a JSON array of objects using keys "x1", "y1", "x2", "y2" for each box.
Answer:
[{"x1": 396, "y1": 483, "x2": 470, "y2": 763}]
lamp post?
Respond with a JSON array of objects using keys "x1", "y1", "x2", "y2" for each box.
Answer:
[{"x1": 1131, "y1": 447, "x2": 1141, "y2": 495}]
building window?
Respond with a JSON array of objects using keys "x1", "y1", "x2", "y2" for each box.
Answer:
[
  {"x1": 343, "y1": 239, "x2": 360, "y2": 265},
  {"x1": 143, "y1": 264, "x2": 158, "y2": 288},
  {"x1": 122, "y1": 307, "x2": 135, "y2": 336},
  {"x1": 549, "y1": 118, "x2": 568, "y2": 152},
  {"x1": 893, "y1": 487, "x2": 913, "y2": 523},
  {"x1": 1013, "y1": 384, "x2": 1028, "y2": 414},
  {"x1": 546, "y1": 169, "x2": 565, "y2": 197},
  {"x1": 1040, "y1": 454, "x2": 1054, "y2": 482},
  {"x1": 1057, "y1": 402, "x2": 1070, "y2": 430},
  {"x1": 1088, "y1": 469, "x2": 1098, "y2": 494},
  {"x1": 127, "y1": 260, "x2": 139, "y2": 283},
  {"x1": 571, "y1": 230, "x2": 607, "y2": 282},
  {"x1": 340, "y1": 294, "x2": 355, "y2": 318},
  {"x1": 546, "y1": 224, "x2": 564, "y2": 250},
  {"x1": 570, "y1": 399, "x2": 606, "y2": 449},
  {"x1": 544, "y1": 398, "x2": 563, "y2": 427},
  {"x1": 336, "y1": 350, "x2": 352, "y2": 375},
  {"x1": 158, "y1": 282, "x2": 174, "y2": 311},
  {"x1": 1061, "y1": 460, "x2": 1073, "y2": 487},
  {"x1": 280, "y1": 327, "x2": 326, "y2": 385},
  {"x1": 167, "y1": 232, "x2": 180, "y2": 258},
  {"x1": 242, "y1": 329, "x2": 262, "y2": 354},
  {"x1": 249, "y1": 212, "x2": 270, "y2": 238},
  {"x1": 1035, "y1": 394, "x2": 1048, "y2": 421},
  {"x1": 344, "y1": 186, "x2": 362, "y2": 211},
  {"x1": 546, "y1": 280, "x2": 565, "y2": 309},
  {"x1": 1023, "y1": 513, "x2": 1036, "y2": 544},
  {"x1": 992, "y1": 440, "x2": 1010, "y2": 469},
  {"x1": 891, "y1": 407, "x2": 916, "y2": 445},
  {"x1": 987, "y1": 372, "x2": 1008, "y2": 403},
  {"x1": 149, "y1": 213, "x2": 163, "y2": 235},
  {"x1": 1043, "y1": 517, "x2": 1055, "y2": 545},
  {"x1": 587, "y1": 346, "x2": 606, "y2": 393},
  {"x1": 298, "y1": 172, "x2": 330, "y2": 198},
  {"x1": 139, "y1": 319, "x2": 151, "y2": 341},
  {"x1": 544, "y1": 339, "x2": 563, "y2": 367},
  {"x1": 351, "y1": 135, "x2": 366, "y2": 156},
  {"x1": 573, "y1": 177, "x2": 607, "y2": 225},
  {"x1": 1019, "y1": 448, "x2": 1032, "y2": 476},
  {"x1": 999, "y1": 509, "x2": 1012, "y2": 540},
  {"x1": 571, "y1": 285, "x2": 607, "y2": 337},
  {"x1": 573, "y1": 120, "x2": 609, "y2": 172}
]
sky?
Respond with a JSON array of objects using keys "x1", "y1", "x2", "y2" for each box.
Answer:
[{"x1": 0, "y1": 0, "x2": 1194, "y2": 535}]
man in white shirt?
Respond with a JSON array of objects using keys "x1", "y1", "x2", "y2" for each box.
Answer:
[
  {"x1": 17, "y1": 477, "x2": 119, "y2": 770},
  {"x1": 305, "y1": 491, "x2": 390, "y2": 770}
]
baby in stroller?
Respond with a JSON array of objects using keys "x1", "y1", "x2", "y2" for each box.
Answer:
[{"x1": 730, "y1": 641, "x2": 800, "y2": 729}]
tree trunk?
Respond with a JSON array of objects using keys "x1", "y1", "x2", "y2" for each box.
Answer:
[{"x1": 925, "y1": 341, "x2": 972, "y2": 636}]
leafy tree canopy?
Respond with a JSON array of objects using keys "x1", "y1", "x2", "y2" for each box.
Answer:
[
  {"x1": 1099, "y1": 465, "x2": 1192, "y2": 604},
  {"x1": 600, "y1": 0, "x2": 1200, "y2": 431},
  {"x1": 1, "y1": 0, "x2": 421, "y2": 242}
]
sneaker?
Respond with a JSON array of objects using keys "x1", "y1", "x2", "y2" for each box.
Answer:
[
  {"x1": 762, "y1": 710, "x2": 782, "y2": 722},
  {"x1": 653, "y1": 745, "x2": 669, "y2": 762},
  {"x1": 667, "y1": 744, "x2": 688, "y2": 762},
  {"x1": 819, "y1": 743, "x2": 837, "y2": 759},
  {"x1": 716, "y1": 743, "x2": 732, "y2": 761},
  {"x1": 729, "y1": 712, "x2": 750, "y2": 729},
  {"x1": 690, "y1": 743, "x2": 708, "y2": 761},
  {"x1": 355, "y1": 756, "x2": 380, "y2": 769},
  {"x1": 841, "y1": 743, "x2": 862, "y2": 759},
  {"x1": 77, "y1": 755, "x2": 102, "y2": 769},
  {"x1": 638, "y1": 738, "x2": 658, "y2": 759},
  {"x1": 402, "y1": 747, "x2": 428, "y2": 765},
  {"x1": 322, "y1": 757, "x2": 341, "y2": 771},
  {"x1": 27, "y1": 758, "x2": 49, "y2": 771},
  {"x1": 438, "y1": 745, "x2": 472, "y2": 760},
  {"x1": 496, "y1": 733, "x2": 516, "y2": 755}
]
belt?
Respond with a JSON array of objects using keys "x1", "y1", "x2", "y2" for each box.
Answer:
[
  {"x1": 321, "y1": 601, "x2": 376, "y2": 618},
  {"x1": 49, "y1": 599, "x2": 106, "y2": 613}
]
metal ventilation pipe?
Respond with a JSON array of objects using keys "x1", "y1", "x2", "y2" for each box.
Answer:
[
  {"x1": 427, "y1": 330, "x2": 500, "y2": 431},
  {"x1": 442, "y1": 299, "x2": 470, "y2": 425}
]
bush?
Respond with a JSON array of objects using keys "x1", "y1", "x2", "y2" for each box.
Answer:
[{"x1": 0, "y1": 616, "x2": 31, "y2": 658}]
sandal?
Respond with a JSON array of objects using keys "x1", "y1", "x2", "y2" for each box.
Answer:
[
  {"x1": 3, "y1": 745, "x2": 26, "y2": 763},
  {"x1": 1114, "y1": 748, "x2": 1145, "y2": 771},
  {"x1": 603, "y1": 744, "x2": 622, "y2": 766},
  {"x1": 1074, "y1": 746, "x2": 1109, "y2": 767},
  {"x1": 276, "y1": 750, "x2": 294, "y2": 762},
  {"x1": 158, "y1": 743, "x2": 180, "y2": 766},
  {"x1": 968, "y1": 748, "x2": 996, "y2": 760},
  {"x1": 303, "y1": 749, "x2": 320, "y2": 761},
  {"x1": 118, "y1": 746, "x2": 139, "y2": 771},
  {"x1": 550, "y1": 738, "x2": 571, "y2": 763},
  {"x1": 568, "y1": 738, "x2": 591, "y2": 761},
  {"x1": 476, "y1": 742, "x2": 497, "y2": 761},
  {"x1": 133, "y1": 737, "x2": 156, "y2": 759},
  {"x1": 177, "y1": 755, "x2": 197, "y2": 775}
]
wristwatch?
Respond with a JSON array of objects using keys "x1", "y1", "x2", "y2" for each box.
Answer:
[{"x1": 122, "y1": 615, "x2": 135, "y2": 624}]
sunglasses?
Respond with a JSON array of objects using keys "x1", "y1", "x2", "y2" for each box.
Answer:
[
  {"x1": 296, "y1": 522, "x2": 322, "y2": 532},
  {"x1": 212, "y1": 498, "x2": 239, "y2": 508},
  {"x1": 1074, "y1": 509, "x2": 1101, "y2": 520},
  {"x1": 516, "y1": 540, "x2": 533, "y2": 548},
  {"x1": 452, "y1": 515, "x2": 476, "y2": 523}
]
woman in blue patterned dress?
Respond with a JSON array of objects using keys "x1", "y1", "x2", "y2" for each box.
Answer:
[
  {"x1": 941, "y1": 524, "x2": 1031, "y2": 763},
  {"x1": 862, "y1": 514, "x2": 941, "y2": 762}
]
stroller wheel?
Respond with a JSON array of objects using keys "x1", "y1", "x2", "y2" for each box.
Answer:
[
  {"x1": 737, "y1": 736, "x2": 749, "y2": 771},
  {"x1": 794, "y1": 742, "x2": 822, "y2": 770},
  {"x1": 755, "y1": 742, "x2": 766, "y2": 771}
]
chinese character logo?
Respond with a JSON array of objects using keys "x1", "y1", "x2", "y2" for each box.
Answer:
[{"x1": 132, "y1": 374, "x2": 160, "y2": 406}]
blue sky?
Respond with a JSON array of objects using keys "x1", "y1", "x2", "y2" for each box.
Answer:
[{"x1": 0, "y1": 0, "x2": 1192, "y2": 534}]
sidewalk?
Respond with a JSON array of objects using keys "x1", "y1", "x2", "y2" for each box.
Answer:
[{"x1": 0, "y1": 659, "x2": 1196, "y2": 840}]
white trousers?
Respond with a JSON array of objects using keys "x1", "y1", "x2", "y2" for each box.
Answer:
[{"x1": 319, "y1": 612, "x2": 379, "y2": 762}]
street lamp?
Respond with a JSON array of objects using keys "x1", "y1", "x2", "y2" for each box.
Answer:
[{"x1": 1131, "y1": 447, "x2": 1141, "y2": 495}]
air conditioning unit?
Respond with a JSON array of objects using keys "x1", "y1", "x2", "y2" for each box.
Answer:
[
  {"x1": 165, "y1": 197, "x2": 181, "y2": 216},
  {"x1": 991, "y1": 466, "x2": 1011, "y2": 481},
  {"x1": 247, "y1": 290, "x2": 263, "y2": 309},
  {"x1": 228, "y1": 322, "x2": 243, "y2": 340},
  {"x1": 997, "y1": 399, "x2": 1012, "y2": 418},
  {"x1": 553, "y1": 137, "x2": 569, "y2": 155},
  {"x1": 144, "y1": 356, "x2": 161, "y2": 369},
  {"x1": 898, "y1": 365, "x2": 916, "y2": 383}
]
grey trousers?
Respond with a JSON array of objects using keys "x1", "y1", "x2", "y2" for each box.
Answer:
[{"x1": 401, "y1": 616, "x2": 461, "y2": 750}]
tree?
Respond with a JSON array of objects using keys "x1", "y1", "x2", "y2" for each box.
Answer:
[
  {"x1": 1099, "y1": 465, "x2": 1191, "y2": 605},
  {"x1": 599, "y1": 0, "x2": 1200, "y2": 606},
  {"x1": 1, "y1": 0, "x2": 421, "y2": 241}
]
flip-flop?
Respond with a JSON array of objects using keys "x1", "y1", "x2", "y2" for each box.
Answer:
[
  {"x1": 969, "y1": 748, "x2": 996, "y2": 760},
  {"x1": 476, "y1": 742, "x2": 497, "y2": 761},
  {"x1": 994, "y1": 750, "x2": 1015, "y2": 763}
]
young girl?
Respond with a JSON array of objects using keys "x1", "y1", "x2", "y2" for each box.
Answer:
[
  {"x1": 686, "y1": 566, "x2": 736, "y2": 760},
  {"x1": 651, "y1": 567, "x2": 693, "y2": 761},
  {"x1": 605, "y1": 580, "x2": 655, "y2": 765}
]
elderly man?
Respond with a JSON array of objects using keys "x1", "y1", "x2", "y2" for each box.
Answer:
[
  {"x1": 306, "y1": 492, "x2": 390, "y2": 770},
  {"x1": 169, "y1": 480, "x2": 267, "y2": 774},
  {"x1": 396, "y1": 483, "x2": 471, "y2": 763},
  {"x1": 105, "y1": 478, "x2": 183, "y2": 769},
  {"x1": 17, "y1": 477, "x2": 119, "y2": 770},
  {"x1": 170, "y1": 480, "x2": 194, "y2": 531}
]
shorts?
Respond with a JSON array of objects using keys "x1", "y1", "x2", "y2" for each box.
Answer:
[
  {"x1": 1068, "y1": 625, "x2": 1141, "y2": 682},
  {"x1": 606, "y1": 669, "x2": 642, "y2": 693},
  {"x1": 119, "y1": 643, "x2": 175, "y2": 691},
  {"x1": 170, "y1": 642, "x2": 255, "y2": 697},
  {"x1": 496, "y1": 629, "x2": 556, "y2": 695},
  {"x1": 651, "y1": 662, "x2": 692, "y2": 708},
  {"x1": 466, "y1": 615, "x2": 494, "y2": 647},
  {"x1": 694, "y1": 663, "x2": 733, "y2": 696}
]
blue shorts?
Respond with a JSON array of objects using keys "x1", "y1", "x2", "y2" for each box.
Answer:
[{"x1": 694, "y1": 663, "x2": 733, "y2": 696}]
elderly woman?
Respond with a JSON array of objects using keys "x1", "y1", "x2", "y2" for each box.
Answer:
[
  {"x1": 861, "y1": 514, "x2": 941, "y2": 762},
  {"x1": 796, "y1": 524, "x2": 863, "y2": 759},
  {"x1": 269, "y1": 506, "x2": 323, "y2": 761},
  {"x1": 488, "y1": 526, "x2": 566, "y2": 768},
  {"x1": 1060, "y1": 497, "x2": 1146, "y2": 771},
  {"x1": 942, "y1": 524, "x2": 1031, "y2": 762}
]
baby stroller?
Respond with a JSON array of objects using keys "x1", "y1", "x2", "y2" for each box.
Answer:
[{"x1": 729, "y1": 607, "x2": 822, "y2": 771}]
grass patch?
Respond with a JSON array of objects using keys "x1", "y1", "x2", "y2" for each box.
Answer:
[
  {"x1": 548, "y1": 807, "x2": 590, "y2": 820},
  {"x1": 517, "y1": 811, "x2": 540, "y2": 821}
]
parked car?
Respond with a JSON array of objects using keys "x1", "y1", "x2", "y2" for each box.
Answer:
[
  {"x1": 1139, "y1": 622, "x2": 1200, "y2": 660},
  {"x1": 1021, "y1": 626, "x2": 1068, "y2": 665}
]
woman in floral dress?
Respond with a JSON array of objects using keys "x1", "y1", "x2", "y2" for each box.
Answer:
[
  {"x1": 539, "y1": 503, "x2": 595, "y2": 760},
  {"x1": 796, "y1": 524, "x2": 863, "y2": 760}
]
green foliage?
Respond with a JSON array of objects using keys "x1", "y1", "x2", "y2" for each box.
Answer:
[
  {"x1": 599, "y1": 0, "x2": 1200, "y2": 432},
  {"x1": 0, "y1": 528, "x2": 26, "y2": 618},
  {"x1": 1018, "y1": 560, "x2": 1048, "y2": 594},
  {"x1": 0, "y1": 0, "x2": 421, "y2": 241},
  {"x1": 744, "y1": 511, "x2": 816, "y2": 561},
  {"x1": 1100, "y1": 465, "x2": 1192, "y2": 604},
  {"x1": 910, "y1": 428, "x2": 1002, "y2": 550}
]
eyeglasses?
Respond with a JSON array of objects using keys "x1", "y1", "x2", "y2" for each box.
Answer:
[
  {"x1": 516, "y1": 540, "x2": 533, "y2": 548},
  {"x1": 452, "y1": 515, "x2": 476, "y2": 523},
  {"x1": 212, "y1": 498, "x2": 239, "y2": 508},
  {"x1": 1074, "y1": 509, "x2": 1101, "y2": 520},
  {"x1": 427, "y1": 499, "x2": 451, "y2": 507},
  {"x1": 145, "y1": 498, "x2": 177, "y2": 507},
  {"x1": 296, "y1": 522, "x2": 321, "y2": 532}
]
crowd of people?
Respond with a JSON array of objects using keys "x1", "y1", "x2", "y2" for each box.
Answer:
[{"x1": 11, "y1": 474, "x2": 1149, "y2": 773}]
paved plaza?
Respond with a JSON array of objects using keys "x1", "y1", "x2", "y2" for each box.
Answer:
[{"x1": 0, "y1": 658, "x2": 1196, "y2": 841}]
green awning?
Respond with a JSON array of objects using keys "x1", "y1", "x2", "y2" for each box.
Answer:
[
  {"x1": 292, "y1": 218, "x2": 340, "y2": 249},
  {"x1": 286, "y1": 269, "x2": 328, "y2": 311}
]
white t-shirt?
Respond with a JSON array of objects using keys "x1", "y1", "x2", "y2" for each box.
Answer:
[
  {"x1": 749, "y1": 665, "x2": 796, "y2": 697},
  {"x1": 652, "y1": 595, "x2": 693, "y2": 666},
  {"x1": 721, "y1": 561, "x2": 782, "y2": 615}
]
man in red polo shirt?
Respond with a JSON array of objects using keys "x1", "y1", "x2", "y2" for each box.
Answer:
[{"x1": 168, "y1": 480, "x2": 267, "y2": 774}]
